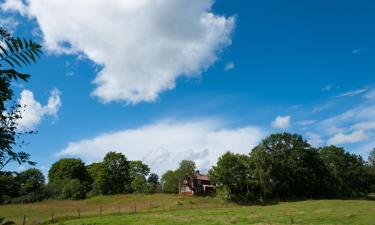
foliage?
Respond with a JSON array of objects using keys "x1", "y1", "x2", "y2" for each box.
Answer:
[
  {"x1": 161, "y1": 170, "x2": 179, "y2": 193},
  {"x1": 101, "y1": 152, "x2": 130, "y2": 194},
  {"x1": 61, "y1": 179, "x2": 88, "y2": 200},
  {"x1": 86, "y1": 162, "x2": 105, "y2": 196},
  {"x1": 0, "y1": 172, "x2": 19, "y2": 203},
  {"x1": 0, "y1": 27, "x2": 42, "y2": 171},
  {"x1": 211, "y1": 133, "x2": 375, "y2": 202},
  {"x1": 147, "y1": 173, "x2": 159, "y2": 185},
  {"x1": 131, "y1": 175, "x2": 147, "y2": 193},
  {"x1": 17, "y1": 168, "x2": 45, "y2": 195},
  {"x1": 48, "y1": 158, "x2": 90, "y2": 184},
  {"x1": 48, "y1": 158, "x2": 91, "y2": 199}
]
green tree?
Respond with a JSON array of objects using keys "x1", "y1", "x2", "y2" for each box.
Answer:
[
  {"x1": 86, "y1": 162, "x2": 105, "y2": 196},
  {"x1": 17, "y1": 168, "x2": 45, "y2": 195},
  {"x1": 319, "y1": 146, "x2": 371, "y2": 197},
  {"x1": 48, "y1": 158, "x2": 90, "y2": 183},
  {"x1": 0, "y1": 27, "x2": 42, "y2": 171},
  {"x1": 132, "y1": 174, "x2": 147, "y2": 193},
  {"x1": 101, "y1": 152, "x2": 130, "y2": 194},
  {"x1": 250, "y1": 133, "x2": 326, "y2": 199},
  {"x1": 209, "y1": 152, "x2": 250, "y2": 201},
  {"x1": 148, "y1": 173, "x2": 159, "y2": 185},
  {"x1": 48, "y1": 158, "x2": 90, "y2": 199},
  {"x1": 176, "y1": 160, "x2": 196, "y2": 179},
  {"x1": 0, "y1": 171, "x2": 20, "y2": 203},
  {"x1": 161, "y1": 170, "x2": 179, "y2": 193}
]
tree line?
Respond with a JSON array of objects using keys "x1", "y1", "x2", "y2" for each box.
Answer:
[
  {"x1": 0, "y1": 152, "x2": 160, "y2": 203},
  {"x1": 209, "y1": 133, "x2": 375, "y2": 203}
]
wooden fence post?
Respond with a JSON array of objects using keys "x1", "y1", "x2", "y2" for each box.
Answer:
[
  {"x1": 77, "y1": 208, "x2": 80, "y2": 219},
  {"x1": 51, "y1": 211, "x2": 54, "y2": 224},
  {"x1": 118, "y1": 205, "x2": 121, "y2": 215},
  {"x1": 149, "y1": 201, "x2": 151, "y2": 212},
  {"x1": 100, "y1": 206, "x2": 102, "y2": 216},
  {"x1": 134, "y1": 204, "x2": 137, "y2": 214},
  {"x1": 22, "y1": 215, "x2": 26, "y2": 225}
]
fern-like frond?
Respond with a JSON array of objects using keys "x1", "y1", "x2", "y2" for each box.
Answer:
[{"x1": 0, "y1": 38, "x2": 42, "y2": 68}]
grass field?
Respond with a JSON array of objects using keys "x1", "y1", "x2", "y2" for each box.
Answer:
[{"x1": 1, "y1": 194, "x2": 375, "y2": 225}]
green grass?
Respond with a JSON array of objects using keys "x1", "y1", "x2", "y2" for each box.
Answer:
[
  {"x1": 0, "y1": 194, "x2": 229, "y2": 224},
  {"x1": 1, "y1": 194, "x2": 375, "y2": 224},
  {"x1": 57, "y1": 200, "x2": 375, "y2": 225}
]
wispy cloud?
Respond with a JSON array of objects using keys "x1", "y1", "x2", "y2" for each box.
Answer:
[
  {"x1": 352, "y1": 49, "x2": 366, "y2": 54},
  {"x1": 271, "y1": 115, "x2": 291, "y2": 129},
  {"x1": 224, "y1": 62, "x2": 235, "y2": 71},
  {"x1": 335, "y1": 89, "x2": 367, "y2": 98}
]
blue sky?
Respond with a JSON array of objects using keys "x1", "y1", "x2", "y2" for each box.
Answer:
[{"x1": 1, "y1": 0, "x2": 375, "y2": 175}]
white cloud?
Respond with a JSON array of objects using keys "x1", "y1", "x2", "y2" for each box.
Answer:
[
  {"x1": 224, "y1": 62, "x2": 235, "y2": 71},
  {"x1": 335, "y1": 89, "x2": 367, "y2": 98},
  {"x1": 322, "y1": 85, "x2": 332, "y2": 91},
  {"x1": 58, "y1": 119, "x2": 264, "y2": 175},
  {"x1": 328, "y1": 130, "x2": 368, "y2": 146},
  {"x1": 306, "y1": 132, "x2": 324, "y2": 147},
  {"x1": 271, "y1": 115, "x2": 291, "y2": 129},
  {"x1": 17, "y1": 88, "x2": 62, "y2": 130},
  {"x1": 2, "y1": 0, "x2": 235, "y2": 104},
  {"x1": 297, "y1": 120, "x2": 316, "y2": 126},
  {"x1": 0, "y1": 0, "x2": 28, "y2": 16}
]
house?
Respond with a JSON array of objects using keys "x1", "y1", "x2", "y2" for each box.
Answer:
[{"x1": 180, "y1": 171, "x2": 215, "y2": 196}]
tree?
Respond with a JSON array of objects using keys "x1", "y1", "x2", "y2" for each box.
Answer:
[
  {"x1": 129, "y1": 160, "x2": 150, "y2": 192},
  {"x1": 249, "y1": 133, "x2": 327, "y2": 199},
  {"x1": 17, "y1": 168, "x2": 45, "y2": 195},
  {"x1": 161, "y1": 170, "x2": 179, "y2": 193},
  {"x1": 0, "y1": 27, "x2": 42, "y2": 171},
  {"x1": 86, "y1": 162, "x2": 105, "y2": 196},
  {"x1": 0, "y1": 171, "x2": 20, "y2": 203},
  {"x1": 209, "y1": 152, "x2": 250, "y2": 201},
  {"x1": 48, "y1": 158, "x2": 90, "y2": 184},
  {"x1": 132, "y1": 175, "x2": 147, "y2": 193},
  {"x1": 148, "y1": 173, "x2": 159, "y2": 185},
  {"x1": 48, "y1": 158, "x2": 90, "y2": 199},
  {"x1": 319, "y1": 146, "x2": 371, "y2": 197},
  {"x1": 101, "y1": 152, "x2": 130, "y2": 194},
  {"x1": 176, "y1": 160, "x2": 196, "y2": 179}
]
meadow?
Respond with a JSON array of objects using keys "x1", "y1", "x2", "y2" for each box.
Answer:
[{"x1": 1, "y1": 194, "x2": 375, "y2": 225}]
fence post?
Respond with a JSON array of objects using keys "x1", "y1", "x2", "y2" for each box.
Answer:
[
  {"x1": 78, "y1": 208, "x2": 80, "y2": 219},
  {"x1": 149, "y1": 201, "x2": 151, "y2": 212},
  {"x1": 134, "y1": 204, "x2": 137, "y2": 214},
  {"x1": 118, "y1": 205, "x2": 121, "y2": 215},
  {"x1": 22, "y1": 215, "x2": 26, "y2": 225},
  {"x1": 100, "y1": 206, "x2": 102, "y2": 216},
  {"x1": 51, "y1": 211, "x2": 54, "y2": 224}
]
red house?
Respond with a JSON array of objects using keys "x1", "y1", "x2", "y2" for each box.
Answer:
[{"x1": 180, "y1": 171, "x2": 215, "y2": 196}]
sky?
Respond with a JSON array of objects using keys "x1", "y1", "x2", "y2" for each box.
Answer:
[{"x1": 1, "y1": 0, "x2": 375, "y2": 175}]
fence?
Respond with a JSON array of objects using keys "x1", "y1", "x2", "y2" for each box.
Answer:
[{"x1": 12, "y1": 201, "x2": 232, "y2": 225}]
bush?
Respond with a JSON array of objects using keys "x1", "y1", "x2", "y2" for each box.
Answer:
[
  {"x1": 61, "y1": 179, "x2": 87, "y2": 200},
  {"x1": 10, "y1": 192, "x2": 45, "y2": 204}
]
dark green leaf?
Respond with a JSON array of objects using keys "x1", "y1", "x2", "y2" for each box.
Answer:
[
  {"x1": 9, "y1": 56, "x2": 22, "y2": 67},
  {"x1": 19, "y1": 52, "x2": 30, "y2": 64},
  {"x1": 17, "y1": 37, "x2": 23, "y2": 49},
  {"x1": 5, "y1": 40, "x2": 14, "y2": 53},
  {"x1": 3, "y1": 58, "x2": 14, "y2": 67},
  {"x1": 0, "y1": 45, "x2": 8, "y2": 56}
]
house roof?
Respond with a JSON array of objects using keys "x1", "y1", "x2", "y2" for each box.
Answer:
[{"x1": 195, "y1": 173, "x2": 210, "y2": 181}]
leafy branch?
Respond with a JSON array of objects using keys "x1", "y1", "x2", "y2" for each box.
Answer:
[{"x1": 0, "y1": 38, "x2": 42, "y2": 68}]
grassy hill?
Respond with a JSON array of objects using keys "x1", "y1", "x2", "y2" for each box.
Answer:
[{"x1": 1, "y1": 194, "x2": 375, "y2": 224}]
